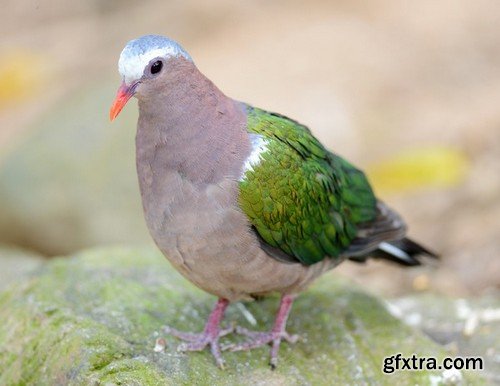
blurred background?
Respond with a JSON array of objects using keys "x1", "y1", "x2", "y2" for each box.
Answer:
[{"x1": 0, "y1": 0, "x2": 498, "y2": 299}]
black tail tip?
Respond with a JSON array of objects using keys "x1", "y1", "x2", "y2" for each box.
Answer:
[{"x1": 358, "y1": 238, "x2": 438, "y2": 266}]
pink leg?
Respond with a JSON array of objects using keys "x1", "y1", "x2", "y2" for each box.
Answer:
[
  {"x1": 164, "y1": 298, "x2": 231, "y2": 368},
  {"x1": 224, "y1": 294, "x2": 299, "y2": 369}
]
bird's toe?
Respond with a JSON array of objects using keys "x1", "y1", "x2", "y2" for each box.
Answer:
[{"x1": 163, "y1": 326, "x2": 201, "y2": 342}]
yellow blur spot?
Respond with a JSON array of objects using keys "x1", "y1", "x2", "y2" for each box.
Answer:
[
  {"x1": 412, "y1": 274, "x2": 430, "y2": 291},
  {"x1": 368, "y1": 147, "x2": 469, "y2": 194},
  {"x1": 0, "y1": 50, "x2": 45, "y2": 108}
]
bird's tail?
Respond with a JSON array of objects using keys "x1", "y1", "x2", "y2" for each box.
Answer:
[{"x1": 349, "y1": 238, "x2": 438, "y2": 266}]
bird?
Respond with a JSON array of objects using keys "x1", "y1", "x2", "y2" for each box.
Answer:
[{"x1": 110, "y1": 35, "x2": 437, "y2": 369}]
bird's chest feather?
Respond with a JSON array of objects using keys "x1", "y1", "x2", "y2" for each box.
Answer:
[{"x1": 136, "y1": 141, "x2": 255, "y2": 264}]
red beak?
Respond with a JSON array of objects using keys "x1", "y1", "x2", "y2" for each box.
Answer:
[{"x1": 110, "y1": 82, "x2": 136, "y2": 121}]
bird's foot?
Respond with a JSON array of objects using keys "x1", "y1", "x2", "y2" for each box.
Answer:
[
  {"x1": 223, "y1": 326, "x2": 300, "y2": 369},
  {"x1": 232, "y1": 326, "x2": 300, "y2": 345},
  {"x1": 162, "y1": 298, "x2": 231, "y2": 369},
  {"x1": 223, "y1": 294, "x2": 298, "y2": 369},
  {"x1": 163, "y1": 325, "x2": 234, "y2": 369}
]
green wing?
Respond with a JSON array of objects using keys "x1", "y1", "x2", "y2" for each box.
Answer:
[{"x1": 239, "y1": 106, "x2": 379, "y2": 265}]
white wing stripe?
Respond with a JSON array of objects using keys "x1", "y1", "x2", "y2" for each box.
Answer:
[{"x1": 378, "y1": 242, "x2": 412, "y2": 263}]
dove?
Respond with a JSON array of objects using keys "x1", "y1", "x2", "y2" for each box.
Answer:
[{"x1": 110, "y1": 35, "x2": 436, "y2": 369}]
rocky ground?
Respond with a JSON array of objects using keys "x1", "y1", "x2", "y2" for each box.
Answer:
[{"x1": 0, "y1": 247, "x2": 488, "y2": 385}]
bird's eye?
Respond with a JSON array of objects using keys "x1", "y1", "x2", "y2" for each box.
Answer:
[{"x1": 150, "y1": 60, "x2": 163, "y2": 75}]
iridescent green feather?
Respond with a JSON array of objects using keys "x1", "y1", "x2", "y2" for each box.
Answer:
[{"x1": 239, "y1": 107, "x2": 377, "y2": 265}]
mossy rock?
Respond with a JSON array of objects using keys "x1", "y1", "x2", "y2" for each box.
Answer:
[
  {"x1": 390, "y1": 294, "x2": 499, "y2": 384},
  {"x1": 0, "y1": 82, "x2": 151, "y2": 255},
  {"x1": 0, "y1": 246, "x2": 484, "y2": 385}
]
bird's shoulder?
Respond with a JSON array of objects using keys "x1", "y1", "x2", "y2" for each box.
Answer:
[{"x1": 238, "y1": 106, "x2": 379, "y2": 265}]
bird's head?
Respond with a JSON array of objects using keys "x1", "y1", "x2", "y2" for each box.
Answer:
[{"x1": 110, "y1": 35, "x2": 192, "y2": 121}]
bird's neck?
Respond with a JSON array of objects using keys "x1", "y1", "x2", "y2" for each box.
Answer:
[{"x1": 136, "y1": 65, "x2": 250, "y2": 185}]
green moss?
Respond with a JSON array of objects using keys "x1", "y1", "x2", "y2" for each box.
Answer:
[{"x1": 0, "y1": 246, "x2": 486, "y2": 385}]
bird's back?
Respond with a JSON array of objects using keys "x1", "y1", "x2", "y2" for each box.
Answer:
[{"x1": 239, "y1": 106, "x2": 432, "y2": 266}]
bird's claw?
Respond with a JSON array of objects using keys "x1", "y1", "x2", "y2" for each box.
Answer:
[
  {"x1": 222, "y1": 326, "x2": 300, "y2": 368},
  {"x1": 230, "y1": 326, "x2": 300, "y2": 345},
  {"x1": 163, "y1": 324, "x2": 235, "y2": 369},
  {"x1": 244, "y1": 326, "x2": 299, "y2": 343},
  {"x1": 163, "y1": 323, "x2": 234, "y2": 341}
]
